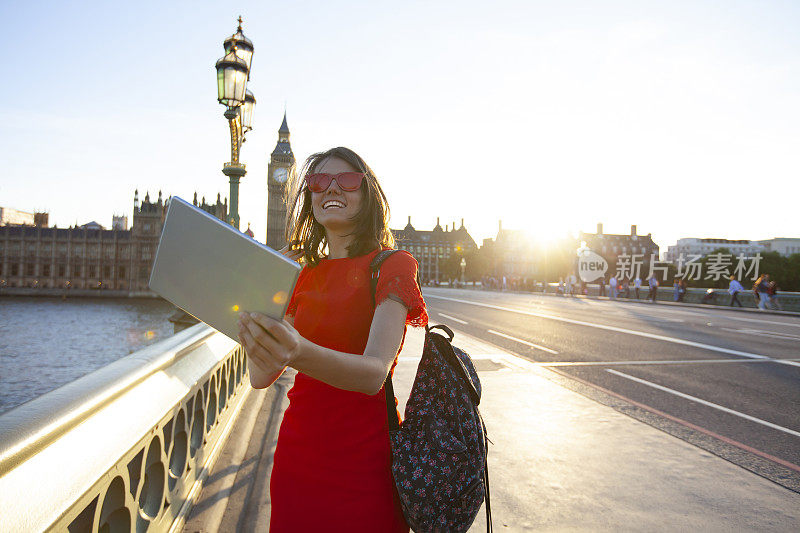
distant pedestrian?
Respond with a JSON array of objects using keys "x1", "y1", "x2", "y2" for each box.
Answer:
[
  {"x1": 754, "y1": 274, "x2": 771, "y2": 310},
  {"x1": 768, "y1": 280, "x2": 782, "y2": 310},
  {"x1": 621, "y1": 278, "x2": 630, "y2": 298},
  {"x1": 728, "y1": 275, "x2": 743, "y2": 307},
  {"x1": 672, "y1": 279, "x2": 681, "y2": 302},
  {"x1": 678, "y1": 279, "x2": 687, "y2": 302},
  {"x1": 634, "y1": 276, "x2": 642, "y2": 299},
  {"x1": 609, "y1": 275, "x2": 618, "y2": 299},
  {"x1": 598, "y1": 277, "x2": 606, "y2": 297},
  {"x1": 648, "y1": 275, "x2": 659, "y2": 302}
]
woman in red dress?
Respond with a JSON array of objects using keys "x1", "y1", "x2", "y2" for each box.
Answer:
[{"x1": 237, "y1": 147, "x2": 427, "y2": 532}]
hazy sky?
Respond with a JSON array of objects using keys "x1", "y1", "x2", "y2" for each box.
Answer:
[{"x1": 1, "y1": 1, "x2": 798, "y2": 251}]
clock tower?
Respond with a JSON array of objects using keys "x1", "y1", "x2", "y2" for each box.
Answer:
[{"x1": 266, "y1": 112, "x2": 295, "y2": 249}]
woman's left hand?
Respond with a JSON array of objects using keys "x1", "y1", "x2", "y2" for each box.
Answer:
[{"x1": 237, "y1": 312, "x2": 303, "y2": 370}]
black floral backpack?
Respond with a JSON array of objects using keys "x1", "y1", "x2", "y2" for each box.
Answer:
[{"x1": 371, "y1": 250, "x2": 492, "y2": 533}]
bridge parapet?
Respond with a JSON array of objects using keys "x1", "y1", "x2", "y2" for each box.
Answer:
[{"x1": 0, "y1": 322, "x2": 250, "y2": 532}]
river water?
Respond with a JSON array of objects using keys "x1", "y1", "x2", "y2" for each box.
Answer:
[{"x1": 0, "y1": 297, "x2": 177, "y2": 415}]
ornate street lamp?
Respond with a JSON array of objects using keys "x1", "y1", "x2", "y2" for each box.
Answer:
[{"x1": 215, "y1": 16, "x2": 255, "y2": 229}]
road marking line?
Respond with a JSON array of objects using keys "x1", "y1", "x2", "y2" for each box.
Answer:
[
  {"x1": 606, "y1": 369, "x2": 800, "y2": 438},
  {"x1": 620, "y1": 307, "x2": 706, "y2": 318},
  {"x1": 546, "y1": 367, "x2": 800, "y2": 474},
  {"x1": 705, "y1": 313, "x2": 800, "y2": 329},
  {"x1": 426, "y1": 295, "x2": 797, "y2": 366},
  {"x1": 487, "y1": 329, "x2": 559, "y2": 354},
  {"x1": 536, "y1": 358, "x2": 800, "y2": 367},
  {"x1": 623, "y1": 314, "x2": 685, "y2": 323},
  {"x1": 437, "y1": 312, "x2": 468, "y2": 325},
  {"x1": 720, "y1": 327, "x2": 800, "y2": 341}
]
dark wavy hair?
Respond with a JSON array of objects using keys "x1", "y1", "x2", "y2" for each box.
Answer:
[{"x1": 285, "y1": 147, "x2": 394, "y2": 266}]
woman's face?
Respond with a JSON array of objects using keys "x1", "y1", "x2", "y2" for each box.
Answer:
[{"x1": 310, "y1": 157, "x2": 364, "y2": 233}]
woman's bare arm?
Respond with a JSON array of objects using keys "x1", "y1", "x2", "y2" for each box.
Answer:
[{"x1": 239, "y1": 299, "x2": 407, "y2": 395}]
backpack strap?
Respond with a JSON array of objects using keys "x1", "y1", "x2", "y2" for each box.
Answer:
[
  {"x1": 428, "y1": 330, "x2": 481, "y2": 406},
  {"x1": 482, "y1": 414, "x2": 493, "y2": 533},
  {"x1": 369, "y1": 249, "x2": 420, "y2": 433},
  {"x1": 369, "y1": 249, "x2": 401, "y2": 307}
]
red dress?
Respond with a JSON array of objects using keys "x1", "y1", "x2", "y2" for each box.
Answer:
[{"x1": 270, "y1": 248, "x2": 427, "y2": 532}]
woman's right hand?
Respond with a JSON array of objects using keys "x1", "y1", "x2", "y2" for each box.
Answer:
[{"x1": 278, "y1": 243, "x2": 303, "y2": 263}]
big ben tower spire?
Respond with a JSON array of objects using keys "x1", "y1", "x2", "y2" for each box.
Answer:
[{"x1": 266, "y1": 112, "x2": 295, "y2": 249}]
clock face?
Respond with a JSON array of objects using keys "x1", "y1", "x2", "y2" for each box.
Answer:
[{"x1": 273, "y1": 167, "x2": 289, "y2": 183}]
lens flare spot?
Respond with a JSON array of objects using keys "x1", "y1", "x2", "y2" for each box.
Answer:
[
  {"x1": 273, "y1": 291, "x2": 288, "y2": 305},
  {"x1": 347, "y1": 266, "x2": 365, "y2": 288},
  {"x1": 144, "y1": 330, "x2": 155, "y2": 340},
  {"x1": 232, "y1": 304, "x2": 240, "y2": 312}
]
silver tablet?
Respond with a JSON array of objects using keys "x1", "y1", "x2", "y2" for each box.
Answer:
[{"x1": 149, "y1": 196, "x2": 302, "y2": 342}]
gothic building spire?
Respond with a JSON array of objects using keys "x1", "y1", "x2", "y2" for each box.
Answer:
[
  {"x1": 271, "y1": 112, "x2": 295, "y2": 163},
  {"x1": 279, "y1": 111, "x2": 290, "y2": 137}
]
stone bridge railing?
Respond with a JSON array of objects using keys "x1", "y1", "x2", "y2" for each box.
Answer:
[{"x1": 0, "y1": 322, "x2": 249, "y2": 532}]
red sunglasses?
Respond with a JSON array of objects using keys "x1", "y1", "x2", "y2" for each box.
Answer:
[{"x1": 305, "y1": 172, "x2": 365, "y2": 193}]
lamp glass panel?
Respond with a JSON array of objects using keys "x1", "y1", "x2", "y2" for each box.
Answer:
[
  {"x1": 222, "y1": 68, "x2": 246, "y2": 105},
  {"x1": 217, "y1": 69, "x2": 226, "y2": 102},
  {"x1": 232, "y1": 69, "x2": 247, "y2": 103},
  {"x1": 219, "y1": 65, "x2": 237, "y2": 105},
  {"x1": 242, "y1": 98, "x2": 255, "y2": 130},
  {"x1": 236, "y1": 49, "x2": 253, "y2": 72},
  {"x1": 223, "y1": 68, "x2": 236, "y2": 103}
]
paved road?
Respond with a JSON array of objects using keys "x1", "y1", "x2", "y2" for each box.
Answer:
[{"x1": 422, "y1": 288, "x2": 800, "y2": 483}]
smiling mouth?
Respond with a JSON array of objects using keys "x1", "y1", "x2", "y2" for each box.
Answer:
[{"x1": 322, "y1": 200, "x2": 346, "y2": 209}]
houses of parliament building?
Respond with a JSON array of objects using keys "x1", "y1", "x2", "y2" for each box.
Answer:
[{"x1": 0, "y1": 191, "x2": 227, "y2": 293}]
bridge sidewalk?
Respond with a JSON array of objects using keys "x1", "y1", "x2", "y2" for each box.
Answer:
[{"x1": 185, "y1": 326, "x2": 800, "y2": 532}]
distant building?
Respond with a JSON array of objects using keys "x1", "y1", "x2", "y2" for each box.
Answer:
[
  {"x1": 192, "y1": 192, "x2": 228, "y2": 222},
  {"x1": 0, "y1": 189, "x2": 227, "y2": 292},
  {"x1": 34, "y1": 212, "x2": 49, "y2": 227},
  {"x1": 112, "y1": 215, "x2": 128, "y2": 231},
  {"x1": 80, "y1": 221, "x2": 105, "y2": 230},
  {"x1": 392, "y1": 217, "x2": 477, "y2": 283},
  {"x1": 757, "y1": 238, "x2": 800, "y2": 257},
  {"x1": 665, "y1": 238, "x2": 764, "y2": 263},
  {"x1": 580, "y1": 223, "x2": 659, "y2": 271},
  {"x1": 482, "y1": 221, "x2": 537, "y2": 279},
  {"x1": 0, "y1": 207, "x2": 35, "y2": 226}
]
